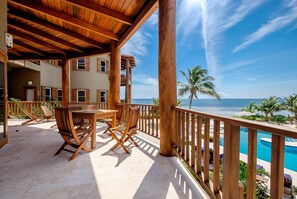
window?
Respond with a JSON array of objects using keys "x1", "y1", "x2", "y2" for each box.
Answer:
[
  {"x1": 100, "y1": 60, "x2": 106, "y2": 73},
  {"x1": 45, "y1": 87, "x2": 51, "y2": 101},
  {"x1": 77, "y1": 90, "x2": 86, "y2": 102},
  {"x1": 77, "y1": 58, "x2": 86, "y2": 70},
  {"x1": 100, "y1": 90, "x2": 106, "y2": 103},
  {"x1": 58, "y1": 89, "x2": 62, "y2": 101}
]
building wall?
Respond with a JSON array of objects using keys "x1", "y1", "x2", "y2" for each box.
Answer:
[
  {"x1": 70, "y1": 54, "x2": 110, "y2": 102},
  {"x1": 40, "y1": 61, "x2": 62, "y2": 88},
  {"x1": 0, "y1": 0, "x2": 7, "y2": 53},
  {"x1": 8, "y1": 67, "x2": 40, "y2": 100}
]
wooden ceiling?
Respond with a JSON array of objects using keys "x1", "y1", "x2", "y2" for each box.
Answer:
[{"x1": 7, "y1": 0, "x2": 158, "y2": 60}]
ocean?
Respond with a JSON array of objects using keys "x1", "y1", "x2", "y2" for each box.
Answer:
[{"x1": 132, "y1": 99, "x2": 289, "y2": 117}]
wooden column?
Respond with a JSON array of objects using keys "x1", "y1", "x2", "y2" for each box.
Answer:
[
  {"x1": 128, "y1": 70, "x2": 132, "y2": 104},
  {"x1": 158, "y1": 0, "x2": 177, "y2": 156},
  {"x1": 62, "y1": 59, "x2": 70, "y2": 107},
  {"x1": 125, "y1": 59, "x2": 130, "y2": 103},
  {"x1": 109, "y1": 40, "x2": 121, "y2": 110}
]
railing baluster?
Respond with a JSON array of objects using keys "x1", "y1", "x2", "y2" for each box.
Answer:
[
  {"x1": 213, "y1": 120, "x2": 220, "y2": 193},
  {"x1": 152, "y1": 106, "x2": 155, "y2": 137},
  {"x1": 196, "y1": 116, "x2": 202, "y2": 174},
  {"x1": 247, "y1": 128, "x2": 257, "y2": 199},
  {"x1": 191, "y1": 113, "x2": 195, "y2": 168},
  {"x1": 270, "y1": 135, "x2": 285, "y2": 199},
  {"x1": 186, "y1": 112, "x2": 190, "y2": 163},
  {"x1": 181, "y1": 111, "x2": 185, "y2": 157},
  {"x1": 223, "y1": 123, "x2": 240, "y2": 198},
  {"x1": 148, "y1": 106, "x2": 151, "y2": 135},
  {"x1": 145, "y1": 106, "x2": 147, "y2": 133},
  {"x1": 203, "y1": 117, "x2": 210, "y2": 183},
  {"x1": 156, "y1": 107, "x2": 159, "y2": 138}
]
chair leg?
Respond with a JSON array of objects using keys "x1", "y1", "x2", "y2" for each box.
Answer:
[
  {"x1": 69, "y1": 130, "x2": 94, "y2": 161},
  {"x1": 55, "y1": 142, "x2": 67, "y2": 156}
]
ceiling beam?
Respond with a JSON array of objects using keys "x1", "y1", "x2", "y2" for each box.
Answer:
[
  {"x1": 8, "y1": 53, "x2": 65, "y2": 61},
  {"x1": 10, "y1": 0, "x2": 119, "y2": 41},
  {"x1": 66, "y1": 48, "x2": 110, "y2": 59},
  {"x1": 8, "y1": 9, "x2": 105, "y2": 49},
  {"x1": 117, "y1": 0, "x2": 158, "y2": 49},
  {"x1": 8, "y1": 18, "x2": 84, "y2": 53},
  {"x1": 8, "y1": 27, "x2": 67, "y2": 55},
  {"x1": 13, "y1": 39, "x2": 47, "y2": 56},
  {"x1": 8, "y1": 48, "x2": 22, "y2": 57},
  {"x1": 61, "y1": 0, "x2": 134, "y2": 25}
]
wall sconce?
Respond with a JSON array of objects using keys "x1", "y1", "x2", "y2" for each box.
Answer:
[{"x1": 28, "y1": 80, "x2": 33, "y2": 85}]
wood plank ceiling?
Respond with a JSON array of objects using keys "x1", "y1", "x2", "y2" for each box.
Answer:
[{"x1": 7, "y1": 0, "x2": 158, "y2": 60}]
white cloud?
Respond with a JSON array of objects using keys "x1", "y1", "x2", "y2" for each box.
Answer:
[
  {"x1": 200, "y1": 0, "x2": 266, "y2": 77},
  {"x1": 234, "y1": 1, "x2": 297, "y2": 52},
  {"x1": 244, "y1": 77, "x2": 257, "y2": 81},
  {"x1": 177, "y1": 0, "x2": 201, "y2": 38},
  {"x1": 131, "y1": 74, "x2": 159, "y2": 99},
  {"x1": 122, "y1": 31, "x2": 151, "y2": 63},
  {"x1": 147, "y1": 11, "x2": 158, "y2": 26}
]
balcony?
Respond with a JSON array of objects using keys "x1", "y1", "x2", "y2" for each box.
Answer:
[
  {"x1": 0, "y1": 119, "x2": 209, "y2": 198},
  {"x1": 4, "y1": 101, "x2": 297, "y2": 198}
]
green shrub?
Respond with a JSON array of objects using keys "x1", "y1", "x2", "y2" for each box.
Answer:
[{"x1": 271, "y1": 115, "x2": 287, "y2": 125}]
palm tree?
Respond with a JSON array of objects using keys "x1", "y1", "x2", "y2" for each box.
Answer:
[
  {"x1": 282, "y1": 94, "x2": 297, "y2": 120},
  {"x1": 255, "y1": 96, "x2": 281, "y2": 121},
  {"x1": 241, "y1": 102, "x2": 256, "y2": 113},
  {"x1": 178, "y1": 66, "x2": 220, "y2": 109}
]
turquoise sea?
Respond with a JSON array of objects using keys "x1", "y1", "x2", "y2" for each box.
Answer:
[{"x1": 132, "y1": 98, "x2": 289, "y2": 117}]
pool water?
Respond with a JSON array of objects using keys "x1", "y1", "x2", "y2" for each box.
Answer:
[{"x1": 220, "y1": 129, "x2": 297, "y2": 172}]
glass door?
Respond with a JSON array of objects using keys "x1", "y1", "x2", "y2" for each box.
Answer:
[{"x1": 0, "y1": 61, "x2": 7, "y2": 148}]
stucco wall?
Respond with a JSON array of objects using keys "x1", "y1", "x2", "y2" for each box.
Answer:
[
  {"x1": 71, "y1": 54, "x2": 110, "y2": 102},
  {"x1": 8, "y1": 67, "x2": 40, "y2": 100},
  {"x1": 40, "y1": 61, "x2": 62, "y2": 88},
  {"x1": 0, "y1": 0, "x2": 7, "y2": 54}
]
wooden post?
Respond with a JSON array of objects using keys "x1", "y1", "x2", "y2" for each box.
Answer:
[
  {"x1": 62, "y1": 59, "x2": 70, "y2": 107},
  {"x1": 109, "y1": 40, "x2": 121, "y2": 110},
  {"x1": 270, "y1": 135, "x2": 285, "y2": 198},
  {"x1": 125, "y1": 58, "x2": 130, "y2": 103},
  {"x1": 223, "y1": 123, "x2": 240, "y2": 198},
  {"x1": 247, "y1": 129, "x2": 257, "y2": 199},
  {"x1": 158, "y1": 0, "x2": 177, "y2": 156}
]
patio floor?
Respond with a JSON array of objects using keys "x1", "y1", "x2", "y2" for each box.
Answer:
[{"x1": 0, "y1": 120, "x2": 209, "y2": 199}]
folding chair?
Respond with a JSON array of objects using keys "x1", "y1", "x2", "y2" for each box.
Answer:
[
  {"x1": 67, "y1": 104, "x2": 85, "y2": 128},
  {"x1": 40, "y1": 105, "x2": 55, "y2": 122},
  {"x1": 54, "y1": 108, "x2": 94, "y2": 161},
  {"x1": 19, "y1": 105, "x2": 41, "y2": 125},
  {"x1": 110, "y1": 107, "x2": 140, "y2": 154},
  {"x1": 102, "y1": 104, "x2": 125, "y2": 134}
]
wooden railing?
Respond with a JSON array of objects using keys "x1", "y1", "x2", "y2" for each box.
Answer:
[
  {"x1": 119, "y1": 103, "x2": 160, "y2": 138},
  {"x1": 173, "y1": 106, "x2": 297, "y2": 199},
  {"x1": 8, "y1": 101, "x2": 107, "y2": 117}
]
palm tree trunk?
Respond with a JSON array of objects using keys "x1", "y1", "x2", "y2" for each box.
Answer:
[{"x1": 189, "y1": 94, "x2": 193, "y2": 109}]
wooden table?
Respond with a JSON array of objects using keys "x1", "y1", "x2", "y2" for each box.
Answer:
[{"x1": 72, "y1": 109, "x2": 118, "y2": 149}]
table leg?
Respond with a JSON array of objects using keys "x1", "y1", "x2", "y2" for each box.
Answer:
[
  {"x1": 91, "y1": 116, "x2": 96, "y2": 149},
  {"x1": 112, "y1": 113, "x2": 116, "y2": 127}
]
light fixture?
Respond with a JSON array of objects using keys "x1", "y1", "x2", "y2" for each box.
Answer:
[{"x1": 27, "y1": 80, "x2": 33, "y2": 85}]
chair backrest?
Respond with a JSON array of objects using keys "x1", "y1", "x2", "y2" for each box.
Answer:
[
  {"x1": 116, "y1": 104, "x2": 125, "y2": 121},
  {"x1": 55, "y1": 108, "x2": 77, "y2": 138},
  {"x1": 67, "y1": 104, "x2": 83, "y2": 111},
  {"x1": 125, "y1": 107, "x2": 140, "y2": 132},
  {"x1": 87, "y1": 105, "x2": 95, "y2": 110},
  {"x1": 41, "y1": 106, "x2": 54, "y2": 117}
]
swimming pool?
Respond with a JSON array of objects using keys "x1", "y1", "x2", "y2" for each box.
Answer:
[{"x1": 220, "y1": 128, "x2": 297, "y2": 172}]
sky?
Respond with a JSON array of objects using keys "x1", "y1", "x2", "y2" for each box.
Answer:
[{"x1": 121, "y1": 0, "x2": 297, "y2": 99}]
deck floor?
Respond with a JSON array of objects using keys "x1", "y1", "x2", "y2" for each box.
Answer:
[{"x1": 0, "y1": 120, "x2": 209, "y2": 199}]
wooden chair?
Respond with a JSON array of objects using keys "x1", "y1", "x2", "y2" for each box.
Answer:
[
  {"x1": 40, "y1": 105, "x2": 55, "y2": 122},
  {"x1": 20, "y1": 105, "x2": 40, "y2": 125},
  {"x1": 110, "y1": 107, "x2": 140, "y2": 154},
  {"x1": 103, "y1": 104, "x2": 124, "y2": 134},
  {"x1": 54, "y1": 108, "x2": 94, "y2": 161}
]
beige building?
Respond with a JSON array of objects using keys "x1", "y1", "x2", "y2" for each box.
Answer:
[{"x1": 7, "y1": 54, "x2": 135, "y2": 104}]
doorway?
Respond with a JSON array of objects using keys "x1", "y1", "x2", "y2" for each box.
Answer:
[
  {"x1": 0, "y1": 61, "x2": 7, "y2": 148},
  {"x1": 23, "y1": 86, "x2": 36, "y2": 101}
]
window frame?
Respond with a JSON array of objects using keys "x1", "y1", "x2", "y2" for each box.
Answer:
[
  {"x1": 100, "y1": 90, "x2": 107, "y2": 103},
  {"x1": 77, "y1": 58, "x2": 87, "y2": 70},
  {"x1": 77, "y1": 89, "x2": 86, "y2": 102},
  {"x1": 58, "y1": 89, "x2": 62, "y2": 101},
  {"x1": 100, "y1": 60, "x2": 106, "y2": 73},
  {"x1": 45, "y1": 87, "x2": 51, "y2": 101}
]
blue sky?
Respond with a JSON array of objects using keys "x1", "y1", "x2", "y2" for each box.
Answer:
[{"x1": 121, "y1": 0, "x2": 297, "y2": 99}]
